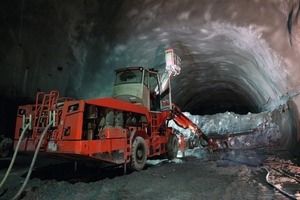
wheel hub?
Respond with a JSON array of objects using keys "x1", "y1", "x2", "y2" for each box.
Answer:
[{"x1": 137, "y1": 149, "x2": 143, "y2": 159}]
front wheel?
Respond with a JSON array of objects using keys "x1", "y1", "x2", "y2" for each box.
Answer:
[
  {"x1": 130, "y1": 136, "x2": 147, "y2": 171},
  {"x1": 167, "y1": 134, "x2": 178, "y2": 159},
  {"x1": 188, "y1": 137, "x2": 200, "y2": 149}
]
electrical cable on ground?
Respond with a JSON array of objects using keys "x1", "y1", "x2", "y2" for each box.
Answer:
[
  {"x1": 12, "y1": 120, "x2": 53, "y2": 200},
  {"x1": 0, "y1": 123, "x2": 30, "y2": 189},
  {"x1": 264, "y1": 165, "x2": 298, "y2": 200}
]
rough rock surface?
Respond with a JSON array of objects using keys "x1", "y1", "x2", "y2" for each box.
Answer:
[{"x1": 1, "y1": 148, "x2": 296, "y2": 200}]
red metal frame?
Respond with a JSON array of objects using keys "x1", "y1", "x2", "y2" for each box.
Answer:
[
  {"x1": 14, "y1": 91, "x2": 175, "y2": 164},
  {"x1": 14, "y1": 89, "x2": 215, "y2": 166}
]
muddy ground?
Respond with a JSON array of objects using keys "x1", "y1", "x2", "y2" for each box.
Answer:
[{"x1": 0, "y1": 147, "x2": 298, "y2": 200}]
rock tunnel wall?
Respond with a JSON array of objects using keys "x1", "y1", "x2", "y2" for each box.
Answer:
[{"x1": 1, "y1": 0, "x2": 300, "y2": 154}]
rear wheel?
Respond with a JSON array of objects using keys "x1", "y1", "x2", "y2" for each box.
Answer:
[
  {"x1": 167, "y1": 134, "x2": 178, "y2": 159},
  {"x1": 0, "y1": 149, "x2": 9, "y2": 158},
  {"x1": 0, "y1": 136, "x2": 12, "y2": 158},
  {"x1": 130, "y1": 136, "x2": 147, "y2": 171}
]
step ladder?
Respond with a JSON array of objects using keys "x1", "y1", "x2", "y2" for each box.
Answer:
[
  {"x1": 150, "y1": 113, "x2": 160, "y2": 152},
  {"x1": 151, "y1": 113, "x2": 158, "y2": 134},
  {"x1": 33, "y1": 91, "x2": 59, "y2": 132}
]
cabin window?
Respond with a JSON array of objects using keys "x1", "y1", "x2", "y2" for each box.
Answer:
[{"x1": 115, "y1": 69, "x2": 143, "y2": 85}]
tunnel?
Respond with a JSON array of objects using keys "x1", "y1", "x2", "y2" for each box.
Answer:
[
  {"x1": 1, "y1": 0, "x2": 299, "y2": 153},
  {"x1": 1, "y1": 0, "x2": 300, "y2": 198}
]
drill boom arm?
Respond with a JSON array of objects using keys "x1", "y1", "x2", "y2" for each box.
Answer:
[{"x1": 171, "y1": 105, "x2": 216, "y2": 148}]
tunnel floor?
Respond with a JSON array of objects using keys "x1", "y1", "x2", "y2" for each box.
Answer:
[{"x1": 1, "y1": 147, "x2": 299, "y2": 200}]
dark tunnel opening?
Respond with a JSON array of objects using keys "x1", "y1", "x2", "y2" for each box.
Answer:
[
  {"x1": 170, "y1": 57, "x2": 265, "y2": 116},
  {"x1": 171, "y1": 70, "x2": 261, "y2": 116},
  {"x1": 178, "y1": 88, "x2": 259, "y2": 115}
]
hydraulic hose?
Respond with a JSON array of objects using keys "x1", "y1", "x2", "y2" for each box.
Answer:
[
  {"x1": 264, "y1": 166, "x2": 297, "y2": 200},
  {"x1": 0, "y1": 123, "x2": 30, "y2": 189},
  {"x1": 12, "y1": 120, "x2": 53, "y2": 200}
]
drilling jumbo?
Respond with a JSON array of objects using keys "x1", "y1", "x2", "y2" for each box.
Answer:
[{"x1": 11, "y1": 49, "x2": 215, "y2": 172}]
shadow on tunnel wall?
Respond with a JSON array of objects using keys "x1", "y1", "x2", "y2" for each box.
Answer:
[{"x1": 0, "y1": 96, "x2": 33, "y2": 139}]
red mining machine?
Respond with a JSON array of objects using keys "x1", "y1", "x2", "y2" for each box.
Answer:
[{"x1": 12, "y1": 49, "x2": 215, "y2": 172}]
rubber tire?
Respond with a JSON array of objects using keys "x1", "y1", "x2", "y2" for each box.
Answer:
[
  {"x1": 0, "y1": 149, "x2": 9, "y2": 158},
  {"x1": 188, "y1": 137, "x2": 200, "y2": 149},
  {"x1": 188, "y1": 138, "x2": 194, "y2": 149},
  {"x1": 130, "y1": 136, "x2": 147, "y2": 171},
  {"x1": 167, "y1": 134, "x2": 178, "y2": 159}
]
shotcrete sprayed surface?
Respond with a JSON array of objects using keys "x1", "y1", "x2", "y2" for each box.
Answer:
[
  {"x1": 0, "y1": 0, "x2": 290, "y2": 111},
  {"x1": 90, "y1": 22, "x2": 287, "y2": 110}
]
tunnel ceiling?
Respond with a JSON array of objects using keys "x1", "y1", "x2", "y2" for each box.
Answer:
[{"x1": 1, "y1": 0, "x2": 300, "y2": 115}]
